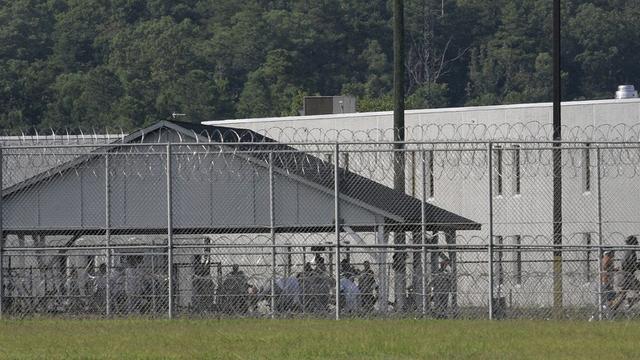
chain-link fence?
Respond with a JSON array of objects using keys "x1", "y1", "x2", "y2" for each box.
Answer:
[{"x1": 1, "y1": 139, "x2": 640, "y2": 321}]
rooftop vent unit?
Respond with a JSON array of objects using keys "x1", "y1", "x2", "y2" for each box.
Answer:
[
  {"x1": 615, "y1": 85, "x2": 638, "y2": 99},
  {"x1": 302, "y1": 96, "x2": 356, "y2": 116}
]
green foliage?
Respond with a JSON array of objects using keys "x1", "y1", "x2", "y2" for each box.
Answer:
[
  {"x1": 0, "y1": 0, "x2": 638, "y2": 131},
  {"x1": 357, "y1": 95, "x2": 394, "y2": 112},
  {"x1": 407, "y1": 83, "x2": 449, "y2": 109}
]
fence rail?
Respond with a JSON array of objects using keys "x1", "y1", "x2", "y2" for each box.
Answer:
[{"x1": 1, "y1": 140, "x2": 640, "y2": 321}]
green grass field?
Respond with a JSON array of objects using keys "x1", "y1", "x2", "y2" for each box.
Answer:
[{"x1": 1, "y1": 319, "x2": 639, "y2": 359}]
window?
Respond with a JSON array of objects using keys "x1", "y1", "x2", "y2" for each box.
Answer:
[
  {"x1": 493, "y1": 146, "x2": 503, "y2": 196},
  {"x1": 512, "y1": 145, "x2": 521, "y2": 195},
  {"x1": 423, "y1": 150, "x2": 435, "y2": 200},
  {"x1": 409, "y1": 151, "x2": 416, "y2": 196},
  {"x1": 584, "y1": 233, "x2": 592, "y2": 282},
  {"x1": 494, "y1": 235, "x2": 504, "y2": 287},
  {"x1": 513, "y1": 235, "x2": 522, "y2": 285},
  {"x1": 582, "y1": 143, "x2": 591, "y2": 193}
]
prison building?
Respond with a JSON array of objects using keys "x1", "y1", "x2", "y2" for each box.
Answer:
[
  {"x1": 0, "y1": 120, "x2": 478, "y2": 316},
  {"x1": 205, "y1": 98, "x2": 640, "y2": 310}
]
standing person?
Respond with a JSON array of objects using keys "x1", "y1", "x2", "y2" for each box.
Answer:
[
  {"x1": 299, "y1": 262, "x2": 315, "y2": 312},
  {"x1": 125, "y1": 256, "x2": 145, "y2": 314},
  {"x1": 340, "y1": 259, "x2": 358, "y2": 279},
  {"x1": 358, "y1": 261, "x2": 377, "y2": 313},
  {"x1": 309, "y1": 262, "x2": 332, "y2": 314},
  {"x1": 219, "y1": 264, "x2": 249, "y2": 315},
  {"x1": 431, "y1": 256, "x2": 452, "y2": 319},
  {"x1": 66, "y1": 268, "x2": 82, "y2": 314},
  {"x1": 404, "y1": 286, "x2": 416, "y2": 313},
  {"x1": 88, "y1": 263, "x2": 108, "y2": 314},
  {"x1": 612, "y1": 236, "x2": 640, "y2": 311},
  {"x1": 110, "y1": 264, "x2": 126, "y2": 314},
  {"x1": 192, "y1": 262, "x2": 215, "y2": 314},
  {"x1": 275, "y1": 275, "x2": 301, "y2": 313},
  {"x1": 601, "y1": 250, "x2": 616, "y2": 311},
  {"x1": 340, "y1": 273, "x2": 361, "y2": 313}
]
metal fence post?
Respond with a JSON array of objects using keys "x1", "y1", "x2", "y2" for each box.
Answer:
[
  {"x1": 268, "y1": 152, "x2": 276, "y2": 318},
  {"x1": 166, "y1": 144, "x2": 174, "y2": 318},
  {"x1": 421, "y1": 149, "x2": 427, "y2": 316},
  {"x1": 596, "y1": 146, "x2": 603, "y2": 320},
  {"x1": 334, "y1": 143, "x2": 341, "y2": 320},
  {"x1": 488, "y1": 142, "x2": 494, "y2": 320},
  {"x1": 105, "y1": 153, "x2": 111, "y2": 317},
  {"x1": 0, "y1": 147, "x2": 4, "y2": 318}
]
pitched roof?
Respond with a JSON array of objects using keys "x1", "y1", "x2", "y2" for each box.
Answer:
[
  {"x1": 166, "y1": 120, "x2": 480, "y2": 230},
  {"x1": 3, "y1": 120, "x2": 480, "y2": 231}
]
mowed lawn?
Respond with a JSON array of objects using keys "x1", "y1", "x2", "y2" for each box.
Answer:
[{"x1": 1, "y1": 319, "x2": 639, "y2": 359}]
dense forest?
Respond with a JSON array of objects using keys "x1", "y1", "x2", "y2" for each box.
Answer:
[{"x1": 1, "y1": 0, "x2": 639, "y2": 132}]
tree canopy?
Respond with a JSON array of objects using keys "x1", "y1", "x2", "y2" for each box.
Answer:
[{"x1": 1, "y1": 0, "x2": 638, "y2": 132}]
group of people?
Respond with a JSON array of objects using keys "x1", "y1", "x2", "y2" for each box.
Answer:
[
  {"x1": 85, "y1": 256, "x2": 168, "y2": 315},
  {"x1": 601, "y1": 235, "x2": 640, "y2": 316},
  {"x1": 212, "y1": 257, "x2": 379, "y2": 315}
]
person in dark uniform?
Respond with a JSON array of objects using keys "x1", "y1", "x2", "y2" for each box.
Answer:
[
  {"x1": 612, "y1": 236, "x2": 640, "y2": 311},
  {"x1": 192, "y1": 260, "x2": 215, "y2": 314},
  {"x1": 431, "y1": 256, "x2": 452, "y2": 319},
  {"x1": 219, "y1": 264, "x2": 249, "y2": 315},
  {"x1": 358, "y1": 261, "x2": 377, "y2": 313}
]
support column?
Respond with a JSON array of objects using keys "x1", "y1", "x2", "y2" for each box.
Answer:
[
  {"x1": 0, "y1": 147, "x2": 4, "y2": 318},
  {"x1": 444, "y1": 229, "x2": 457, "y2": 315},
  {"x1": 420, "y1": 149, "x2": 428, "y2": 315},
  {"x1": 376, "y1": 226, "x2": 389, "y2": 314},
  {"x1": 428, "y1": 232, "x2": 439, "y2": 301},
  {"x1": 269, "y1": 152, "x2": 276, "y2": 318},
  {"x1": 334, "y1": 143, "x2": 341, "y2": 320},
  {"x1": 393, "y1": 229, "x2": 407, "y2": 312},
  {"x1": 166, "y1": 144, "x2": 174, "y2": 318},
  {"x1": 552, "y1": 0, "x2": 564, "y2": 321},
  {"x1": 488, "y1": 142, "x2": 495, "y2": 320},
  {"x1": 105, "y1": 153, "x2": 111, "y2": 316},
  {"x1": 412, "y1": 232, "x2": 423, "y2": 314},
  {"x1": 596, "y1": 147, "x2": 604, "y2": 320}
]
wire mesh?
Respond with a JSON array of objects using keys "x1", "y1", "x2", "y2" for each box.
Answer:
[{"x1": 1, "y1": 138, "x2": 640, "y2": 320}]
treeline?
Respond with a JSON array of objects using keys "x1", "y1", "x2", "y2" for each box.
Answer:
[{"x1": 1, "y1": 0, "x2": 639, "y2": 132}]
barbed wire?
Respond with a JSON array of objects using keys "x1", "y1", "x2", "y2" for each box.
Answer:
[
  {"x1": 4, "y1": 142, "x2": 640, "y2": 191},
  {"x1": 4, "y1": 121, "x2": 640, "y2": 146},
  {"x1": 2, "y1": 121, "x2": 640, "y2": 192}
]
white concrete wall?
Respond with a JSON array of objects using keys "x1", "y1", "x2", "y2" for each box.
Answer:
[
  {"x1": 205, "y1": 99, "x2": 640, "y2": 310},
  {"x1": 205, "y1": 98, "x2": 640, "y2": 141}
]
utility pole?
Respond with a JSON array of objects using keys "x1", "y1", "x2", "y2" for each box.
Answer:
[
  {"x1": 393, "y1": 0, "x2": 407, "y2": 312},
  {"x1": 393, "y1": 0, "x2": 405, "y2": 144},
  {"x1": 552, "y1": 0, "x2": 563, "y2": 319}
]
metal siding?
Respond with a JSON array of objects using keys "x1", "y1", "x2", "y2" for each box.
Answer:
[
  {"x1": 124, "y1": 171, "x2": 166, "y2": 229},
  {"x1": 273, "y1": 175, "x2": 298, "y2": 226},
  {"x1": 3, "y1": 188, "x2": 39, "y2": 229},
  {"x1": 108, "y1": 165, "x2": 126, "y2": 228},
  {"x1": 253, "y1": 166, "x2": 270, "y2": 226},
  {"x1": 210, "y1": 164, "x2": 256, "y2": 227},
  {"x1": 80, "y1": 159, "x2": 106, "y2": 228},
  {"x1": 297, "y1": 185, "x2": 333, "y2": 226},
  {"x1": 172, "y1": 155, "x2": 212, "y2": 228},
  {"x1": 39, "y1": 172, "x2": 82, "y2": 227}
]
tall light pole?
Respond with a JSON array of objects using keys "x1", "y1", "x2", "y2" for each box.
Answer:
[
  {"x1": 552, "y1": 0, "x2": 563, "y2": 318},
  {"x1": 393, "y1": 0, "x2": 407, "y2": 311},
  {"x1": 393, "y1": 0, "x2": 405, "y2": 147}
]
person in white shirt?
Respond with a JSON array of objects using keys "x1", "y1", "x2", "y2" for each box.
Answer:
[
  {"x1": 275, "y1": 276, "x2": 302, "y2": 313},
  {"x1": 340, "y1": 274, "x2": 361, "y2": 313}
]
